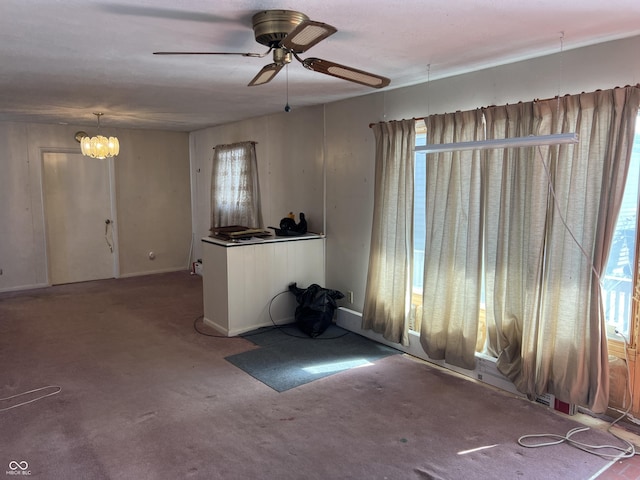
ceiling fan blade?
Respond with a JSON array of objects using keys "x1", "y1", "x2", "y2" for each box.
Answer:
[
  {"x1": 301, "y1": 58, "x2": 390, "y2": 89},
  {"x1": 280, "y1": 20, "x2": 337, "y2": 53},
  {"x1": 154, "y1": 50, "x2": 270, "y2": 58},
  {"x1": 248, "y1": 63, "x2": 284, "y2": 86}
]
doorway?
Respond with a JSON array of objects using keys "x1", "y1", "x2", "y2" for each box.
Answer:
[{"x1": 42, "y1": 151, "x2": 118, "y2": 285}]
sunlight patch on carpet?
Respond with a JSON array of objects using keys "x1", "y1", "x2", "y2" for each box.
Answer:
[
  {"x1": 302, "y1": 358, "x2": 373, "y2": 374},
  {"x1": 457, "y1": 444, "x2": 499, "y2": 455}
]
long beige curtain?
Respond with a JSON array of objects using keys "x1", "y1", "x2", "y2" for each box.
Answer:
[
  {"x1": 362, "y1": 120, "x2": 415, "y2": 345},
  {"x1": 482, "y1": 103, "x2": 545, "y2": 382},
  {"x1": 418, "y1": 110, "x2": 485, "y2": 370},
  {"x1": 363, "y1": 87, "x2": 638, "y2": 412},
  {"x1": 483, "y1": 87, "x2": 640, "y2": 412},
  {"x1": 210, "y1": 141, "x2": 263, "y2": 229}
]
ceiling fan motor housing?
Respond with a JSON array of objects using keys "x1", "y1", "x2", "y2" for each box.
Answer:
[{"x1": 252, "y1": 10, "x2": 309, "y2": 47}]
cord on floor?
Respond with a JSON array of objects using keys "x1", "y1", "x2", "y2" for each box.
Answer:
[
  {"x1": 0, "y1": 386, "x2": 62, "y2": 413},
  {"x1": 518, "y1": 330, "x2": 638, "y2": 460}
]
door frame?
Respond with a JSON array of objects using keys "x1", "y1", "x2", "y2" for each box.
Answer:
[{"x1": 40, "y1": 147, "x2": 120, "y2": 284}]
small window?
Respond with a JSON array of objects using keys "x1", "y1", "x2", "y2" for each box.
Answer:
[{"x1": 210, "y1": 141, "x2": 263, "y2": 230}]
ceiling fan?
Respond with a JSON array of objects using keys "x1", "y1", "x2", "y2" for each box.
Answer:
[{"x1": 154, "y1": 9, "x2": 390, "y2": 89}]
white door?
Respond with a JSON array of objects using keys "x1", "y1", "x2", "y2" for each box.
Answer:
[{"x1": 43, "y1": 152, "x2": 117, "y2": 285}]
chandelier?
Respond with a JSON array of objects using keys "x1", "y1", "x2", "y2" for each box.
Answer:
[{"x1": 75, "y1": 113, "x2": 119, "y2": 159}]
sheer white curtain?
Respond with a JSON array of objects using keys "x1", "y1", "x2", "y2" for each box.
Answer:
[
  {"x1": 418, "y1": 110, "x2": 485, "y2": 370},
  {"x1": 483, "y1": 87, "x2": 640, "y2": 412},
  {"x1": 210, "y1": 141, "x2": 263, "y2": 229},
  {"x1": 362, "y1": 120, "x2": 415, "y2": 345}
]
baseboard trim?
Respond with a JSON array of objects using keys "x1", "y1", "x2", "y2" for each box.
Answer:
[
  {"x1": 0, "y1": 282, "x2": 50, "y2": 294},
  {"x1": 203, "y1": 315, "x2": 296, "y2": 337},
  {"x1": 0, "y1": 269, "x2": 190, "y2": 294},
  {"x1": 202, "y1": 317, "x2": 230, "y2": 336},
  {"x1": 118, "y1": 267, "x2": 189, "y2": 278},
  {"x1": 336, "y1": 307, "x2": 522, "y2": 397}
]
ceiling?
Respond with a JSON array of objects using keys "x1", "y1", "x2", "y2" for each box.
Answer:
[{"x1": 2, "y1": 1, "x2": 640, "y2": 132}]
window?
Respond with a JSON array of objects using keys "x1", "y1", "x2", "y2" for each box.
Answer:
[
  {"x1": 210, "y1": 141, "x2": 263, "y2": 230},
  {"x1": 602, "y1": 114, "x2": 640, "y2": 341},
  {"x1": 413, "y1": 121, "x2": 427, "y2": 295},
  {"x1": 409, "y1": 121, "x2": 427, "y2": 330},
  {"x1": 412, "y1": 114, "x2": 640, "y2": 345}
]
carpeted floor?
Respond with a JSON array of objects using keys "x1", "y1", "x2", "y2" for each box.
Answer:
[{"x1": 0, "y1": 272, "x2": 631, "y2": 479}]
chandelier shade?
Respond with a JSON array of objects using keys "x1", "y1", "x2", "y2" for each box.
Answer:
[
  {"x1": 77, "y1": 113, "x2": 119, "y2": 159},
  {"x1": 80, "y1": 135, "x2": 120, "y2": 159}
]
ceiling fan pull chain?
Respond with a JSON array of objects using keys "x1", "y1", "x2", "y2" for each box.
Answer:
[{"x1": 285, "y1": 64, "x2": 291, "y2": 112}]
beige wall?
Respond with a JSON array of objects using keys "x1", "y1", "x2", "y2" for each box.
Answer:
[
  {"x1": 189, "y1": 105, "x2": 326, "y2": 263},
  {"x1": 4, "y1": 35, "x2": 637, "y2": 297},
  {"x1": 0, "y1": 122, "x2": 190, "y2": 291},
  {"x1": 189, "y1": 35, "x2": 640, "y2": 311},
  {"x1": 114, "y1": 129, "x2": 191, "y2": 276}
]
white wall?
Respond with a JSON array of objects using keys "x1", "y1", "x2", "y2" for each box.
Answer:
[
  {"x1": 0, "y1": 122, "x2": 191, "y2": 291},
  {"x1": 326, "y1": 36, "x2": 640, "y2": 311},
  {"x1": 189, "y1": 105, "x2": 325, "y2": 263},
  {"x1": 189, "y1": 35, "x2": 640, "y2": 313},
  {"x1": 114, "y1": 128, "x2": 191, "y2": 277}
]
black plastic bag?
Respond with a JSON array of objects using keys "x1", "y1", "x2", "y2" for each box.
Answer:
[{"x1": 288, "y1": 283, "x2": 344, "y2": 337}]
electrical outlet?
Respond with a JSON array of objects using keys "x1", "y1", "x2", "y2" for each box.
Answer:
[{"x1": 347, "y1": 291, "x2": 354, "y2": 304}]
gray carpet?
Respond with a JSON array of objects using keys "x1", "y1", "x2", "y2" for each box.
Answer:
[
  {"x1": 0, "y1": 272, "x2": 629, "y2": 479},
  {"x1": 225, "y1": 325, "x2": 399, "y2": 391}
]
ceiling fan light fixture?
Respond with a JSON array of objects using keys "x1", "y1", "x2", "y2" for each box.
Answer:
[
  {"x1": 282, "y1": 21, "x2": 337, "y2": 53},
  {"x1": 273, "y1": 48, "x2": 292, "y2": 65},
  {"x1": 303, "y1": 58, "x2": 390, "y2": 89}
]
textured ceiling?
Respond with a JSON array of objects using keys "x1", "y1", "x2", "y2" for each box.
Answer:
[{"x1": 1, "y1": 0, "x2": 640, "y2": 131}]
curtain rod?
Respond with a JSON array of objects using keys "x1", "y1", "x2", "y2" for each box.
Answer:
[
  {"x1": 369, "y1": 84, "x2": 640, "y2": 128},
  {"x1": 367, "y1": 95, "x2": 575, "y2": 127},
  {"x1": 212, "y1": 141, "x2": 258, "y2": 149},
  {"x1": 369, "y1": 117, "x2": 423, "y2": 128}
]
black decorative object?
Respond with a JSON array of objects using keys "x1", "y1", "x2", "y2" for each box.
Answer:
[{"x1": 269, "y1": 212, "x2": 308, "y2": 236}]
